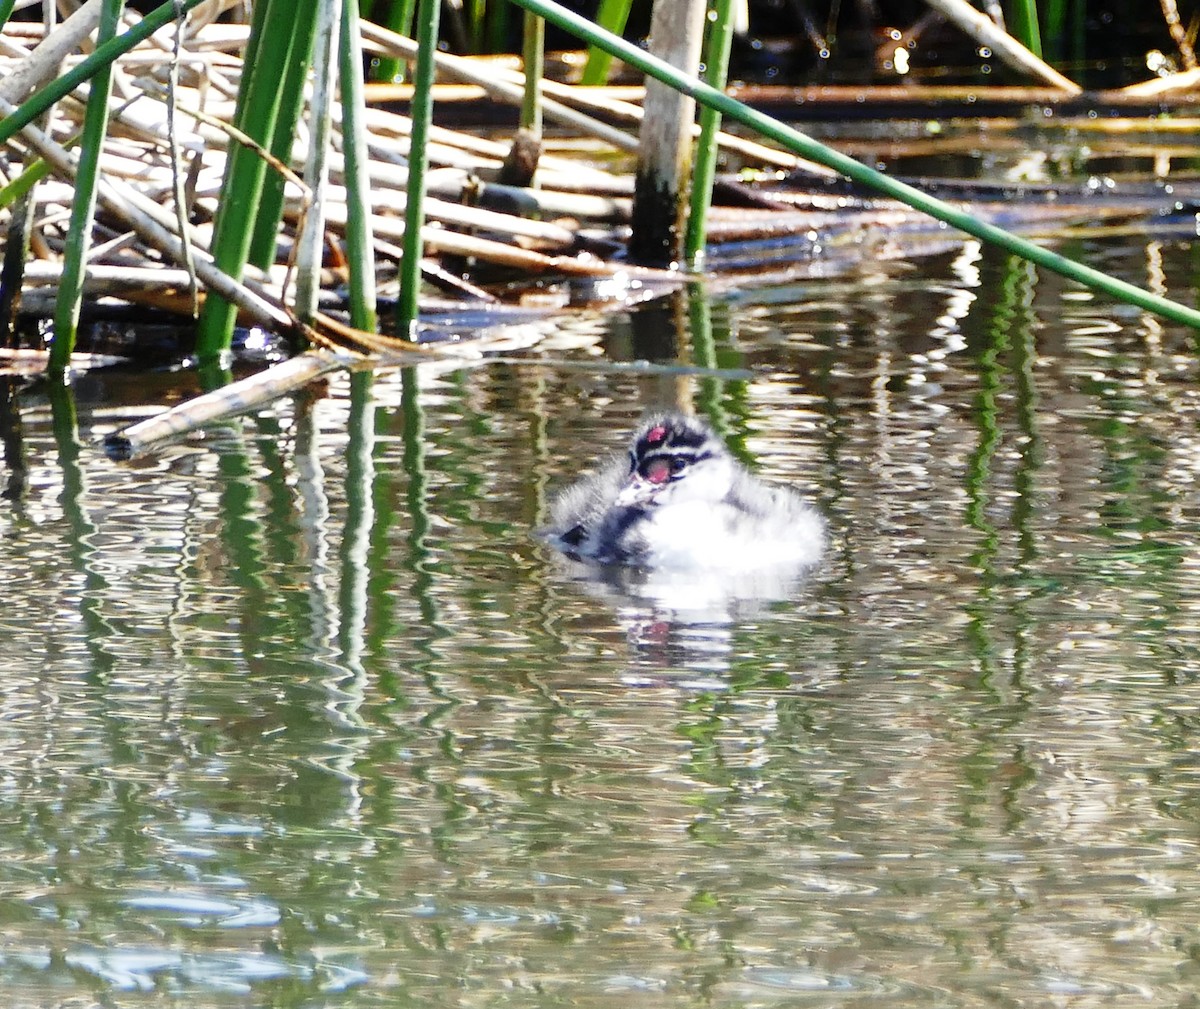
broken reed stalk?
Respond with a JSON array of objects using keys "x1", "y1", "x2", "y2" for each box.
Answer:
[
  {"x1": 102, "y1": 306, "x2": 581, "y2": 457},
  {"x1": 0, "y1": 0, "x2": 207, "y2": 146},
  {"x1": 104, "y1": 351, "x2": 352, "y2": 459},
  {"x1": 509, "y1": 0, "x2": 1200, "y2": 331},
  {"x1": 0, "y1": 92, "x2": 294, "y2": 330}
]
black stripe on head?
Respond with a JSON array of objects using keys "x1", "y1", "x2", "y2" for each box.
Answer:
[
  {"x1": 638, "y1": 446, "x2": 709, "y2": 480},
  {"x1": 634, "y1": 414, "x2": 710, "y2": 460},
  {"x1": 631, "y1": 415, "x2": 721, "y2": 483}
]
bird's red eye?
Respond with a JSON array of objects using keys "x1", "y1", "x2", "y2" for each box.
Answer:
[{"x1": 645, "y1": 459, "x2": 672, "y2": 484}]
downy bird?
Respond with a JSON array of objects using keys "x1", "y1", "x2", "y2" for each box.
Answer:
[{"x1": 540, "y1": 413, "x2": 826, "y2": 571}]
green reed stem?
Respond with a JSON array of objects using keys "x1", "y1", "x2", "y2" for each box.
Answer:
[
  {"x1": 511, "y1": 0, "x2": 1200, "y2": 331},
  {"x1": 50, "y1": 0, "x2": 121, "y2": 373},
  {"x1": 1008, "y1": 0, "x2": 1043, "y2": 59},
  {"x1": 685, "y1": 0, "x2": 736, "y2": 267},
  {"x1": 485, "y1": 1, "x2": 510, "y2": 54},
  {"x1": 580, "y1": 0, "x2": 633, "y2": 85},
  {"x1": 520, "y1": 9, "x2": 545, "y2": 134},
  {"x1": 247, "y1": 4, "x2": 319, "y2": 271},
  {"x1": 467, "y1": 0, "x2": 485, "y2": 50},
  {"x1": 371, "y1": 0, "x2": 417, "y2": 82},
  {"x1": 1042, "y1": 0, "x2": 1066, "y2": 64},
  {"x1": 340, "y1": 0, "x2": 378, "y2": 331},
  {"x1": 196, "y1": 0, "x2": 316, "y2": 363},
  {"x1": 1042, "y1": 0, "x2": 1083, "y2": 77},
  {"x1": 397, "y1": 0, "x2": 441, "y2": 336},
  {"x1": 0, "y1": 150, "x2": 58, "y2": 209}
]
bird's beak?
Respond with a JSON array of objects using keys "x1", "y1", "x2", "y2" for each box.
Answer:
[{"x1": 614, "y1": 474, "x2": 661, "y2": 508}]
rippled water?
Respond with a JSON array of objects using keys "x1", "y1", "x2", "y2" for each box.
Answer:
[{"x1": 4, "y1": 235, "x2": 1200, "y2": 1006}]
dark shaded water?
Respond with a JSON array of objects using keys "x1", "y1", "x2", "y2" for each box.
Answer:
[{"x1": 4, "y1": 233, "x2": 1200, "y2": 1006}]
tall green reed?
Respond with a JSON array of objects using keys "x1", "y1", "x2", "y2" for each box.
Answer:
[
  {"x1": 368, "y1": 0, "x2": 417, "y2": 82},
  {"x1": 1041, "y1": 0, "x2": 1084, "y2": 75},
  {"x1": 195, "y1": 0, "x2": 318, "y2": 365},
  {"x1": 244, "y1": 5, "x2": 320, "y2": 272},
  {"x1": 580, "y1": 0, "x2": 634, "y2": 85},
  {"x1": 397, "y1": 0, "x2": 442, "y2": 336},
  {"x1": 685, "y1": 0, "x2": 737, "y2": 267},
  {"x1": 340, "y1": 0, "x2": 378, "y2": 332},
  {"x1": 520, "y1": 9, "x2": 545, "y2": 135},
  {"x1": 50, "y1": 0, "x2": 121, "y2": 372},
  {"x1": 1008, "y1": 0, "x2": 1043, "y2": 58}
]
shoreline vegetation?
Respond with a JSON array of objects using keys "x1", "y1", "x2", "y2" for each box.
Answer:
[{"x1": 1, "y1": 0, "x2": 1198, "y2": 453}]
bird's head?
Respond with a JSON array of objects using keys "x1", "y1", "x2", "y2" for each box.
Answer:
[{"x1": 613, "y1": 414, "x2": 733, "y2": 509}]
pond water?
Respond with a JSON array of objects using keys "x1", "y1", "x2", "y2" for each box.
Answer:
[{"x1": 4, "y1": 228, "x2": 1200, "y2": 1007}]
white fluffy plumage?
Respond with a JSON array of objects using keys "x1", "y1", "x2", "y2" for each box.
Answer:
[{"x1": 539, "y1": 413, "x2": 826, "y2": 572}]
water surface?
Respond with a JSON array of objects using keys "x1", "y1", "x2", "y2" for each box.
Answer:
[{"x1": 3, "y1": 234, "x2": 1200, "y2": 1006}]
